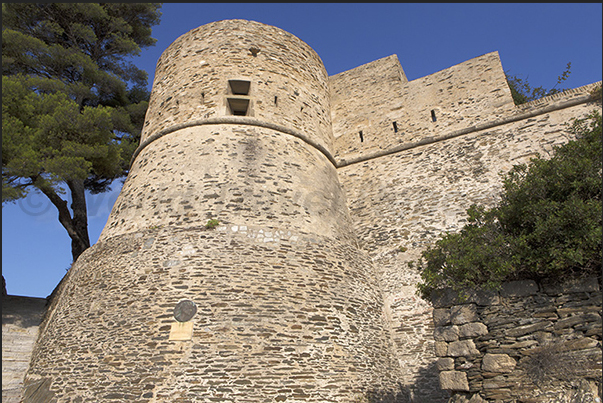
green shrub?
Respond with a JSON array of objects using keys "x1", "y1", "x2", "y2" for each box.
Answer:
[
  {"x1": 205, "y1": 219, "x2": 220, "y2": 229},
  {"x1": 506, "y1": 62, "x2": 571, "y2": 105},
  {"x1": 417, "y1": 111, "x2": 602, "y2": 300}
]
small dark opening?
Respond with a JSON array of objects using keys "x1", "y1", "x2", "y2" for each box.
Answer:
[
  {"x1": 392, "y1": 121, "x2": 398, "y2": 133},
  {"x1": 229, "y1": 80, "x2": 250, "y2": 95},
  {"x1": 274, "y1": 96, "x2": 278, "y2": 106},
  {"x1": 228, "y1": 98, "x2": 249, "y2": 116},
  {"x1": 431, "y1": 109, "x2": 437, "y2": 122},
  {"x1": 359, "y1": 130, "x2": 364, "y2": 143},
  {"x1": 201, "y1": 92, "x2": 205, "y2": 103}
]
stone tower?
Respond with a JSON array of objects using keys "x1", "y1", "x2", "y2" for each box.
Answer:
[{"x1": 22, "y1": 20, "x2": 402, "y2": 402}]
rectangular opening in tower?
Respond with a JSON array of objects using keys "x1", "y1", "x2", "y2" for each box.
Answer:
[
  {"x1": 229, "y1": 80, "x2": 251, "y2": 95},
  {"x1": 431, "y1": 109, "x2": 437, "y2": 122},
  {"x1": 228, "y1": 98, "x2": 249, "y2": 115}
]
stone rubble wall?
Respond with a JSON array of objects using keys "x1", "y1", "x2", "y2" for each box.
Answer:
[
  {"x1": 330, "y1": 54, "x2": 408, "y2": 156},
  {"x1": 12, "y1": 16, "x2": 602, "y2": 402},
  {"x1": 331, "y1": 52, "x2": 516, "y2": 162},
  {"x1": 24, "y1": 226, "x2": 402, "y2": 402},
  {"x1": 431, "y1": 277, "x2": 602, "y2": 402},
  {"x1": 101, "y1": 124, "x2": 353, "y2": 243},
  {"x1": 2, "y1": 296, "x2": 47, "y2": 403},
  {"x1": 142, "y1": 19, "x2": 334, "y2": 155},
  {"x1": 336, "y1": 94, "x2": 599, "y2": 402},
  {"x1": 23, "y1": 19, "x2": 404, "y2": 402}
]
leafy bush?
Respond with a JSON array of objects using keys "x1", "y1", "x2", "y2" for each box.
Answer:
[
  {"x1": 506, "y1": 62, "x2": 571, "y2": 105},
  {"x1": 417, "y1": 111, "x2": 602, "y2": 300}
]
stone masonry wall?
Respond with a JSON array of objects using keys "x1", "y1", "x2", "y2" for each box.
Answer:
[
  {"x1": 143, "y1": 19, "x2": 334, "y2": 155},
  {"x1": 2, "y1": 296, "x2": 47, "y2": 403},
  {"x1": 331, "y1": 52, "x2": 515, "y2": 163},
  {"x1": 24, "y1": 226, "x2": 402, "y2": 402},
  {"x1": 335, "y1": 88, "x2": 600, "y2": 402},
  {"x1": 23, "y1": 19, "x2": 404, "y2": 402},
  {"x1": 330, "y1": 55, "x2": 408, "y2": 157},
  {"x1": 14, "y1": 17, "x2": 602, "y2": 402},
  {"x1": 102, "y1": 124, "x2": 353, "y2": 244},
  {"x1": 431, "y1": 277, "x2": 602, "y2": 402}
]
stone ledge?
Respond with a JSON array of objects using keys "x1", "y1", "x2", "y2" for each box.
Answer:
[{"x1": 440, "y1": 370, "x2": 469, "y2": 391}]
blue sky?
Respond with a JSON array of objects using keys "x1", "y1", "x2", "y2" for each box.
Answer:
[{"x1": 3, "y1": 3, "x2": 602, "y2": 298}]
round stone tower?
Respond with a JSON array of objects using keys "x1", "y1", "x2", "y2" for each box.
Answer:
[{"x1": 23, "y1": 20, "x2": 401, "y2": 402}]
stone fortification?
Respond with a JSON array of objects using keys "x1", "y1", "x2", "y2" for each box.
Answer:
[
  {"x1": 17, "y1": 18, "x2": 601, "y2": 403},
  {"x1": 330, "y1": 51, "x2": 515, "y2": 162},
  {"x1": 22, "y1": 19, "x2": 401, "y2": 402},
  {"x1": 335, "y1": 63, "x2": 599, "y2": 400},
  {"x1": 2, "y1": 296, "x2": 47, "y2": 403},
  {"x1": 431, "y1": 277, "x2": 602, "y2": 402}
]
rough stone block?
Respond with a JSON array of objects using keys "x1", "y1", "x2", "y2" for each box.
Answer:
[
  {"x1": 431, "y1": 288, "x2": 462, "y2": 308},
  {"x1": 554, "y1": 313, "x2": 601, "y2": 330},
  {"x1": 500, "y1": 280, "x2": 538, "y2": 298},
  {"x1": 448, "y1": 339, "x2": 480, "y2": 357},
  {"x1": 435, "y1": 357, "x2": 455, "y2": 371},
  {"x1": 451, "y1": 304, "x2": 478, "y2": 325},
  {"x1": 439, "y1": 370, "x2": 469, "y2": 391},
  {"x1": 466, "y1": 288, "x2": 500, "y2": 306},
  {"x1": 435, "y1": 341, "x2": 448, "y2": 357},
  {"x1": 564, "y1": 337, "x2": 599, "y2": 351},
  {"x1": 434, "y1": 325, "x2": 459, "y2": 342},
  {"x1": 433, "y1": 308, "x2": 451, "y2": 326},
  {"x1": 481, "y1": 353, "x2": 516, "y2": 372},
  {"x1": 468, "y1": 393, "x2": 487, "y2": 403},
  {"x1": 506, "y1": 320, "x2": 552, "y2": 337},
  {"x1": 542, "y1": 276, "x2": 601, "y2": 295},
  {"x1": 459, "y1": 322, "x2": 488, "y2": 338}
]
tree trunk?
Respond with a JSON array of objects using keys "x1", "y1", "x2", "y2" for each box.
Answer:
[
  {"x1": 36, "y1": 178, "x2": 91, "y2": 263},
  {"x1": 67, "y1": 179, "x2": 91, "y2": 260}
]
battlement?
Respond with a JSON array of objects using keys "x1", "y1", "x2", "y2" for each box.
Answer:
[{"x1": 331, "y1": 51, "x2": 515, "y2": 162}]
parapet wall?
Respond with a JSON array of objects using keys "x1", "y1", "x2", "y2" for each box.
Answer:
[
  {"x1": 332, "y1": 52, "x2": 516, "y2": 162},
  {"x1": 330, "y1": 55, "x2": 408, "y2": 157},
  {"x1": 431, "y1": 277, "x2": 602, "y2": 402}
]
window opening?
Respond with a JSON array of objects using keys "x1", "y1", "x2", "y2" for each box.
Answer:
[
  {"x1": 201, "y1": 92, "x2": 205, "y2": 103},
  {"x1": 228, "y1": 98, "x2": 249, "y2": 116},
  {"x1": 274, "y1": 96, "x2": 278, "y2": 106},
  {"x1": 359, "y1": 130, "x2": 364, "y2": 143},
  {"x1": 229, "y1": 80, "x2": 250, "y2": 95},
  {"x1": 392, "y1": 121, "x2": 398, "y2": 133},
  {"x1": 431, "y1": 110, "x2": 437, "y2": 122}
]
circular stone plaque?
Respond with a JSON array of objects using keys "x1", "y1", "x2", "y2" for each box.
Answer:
[{"x1": 173, "y1": 299, "x2": 197, "y2": 322}]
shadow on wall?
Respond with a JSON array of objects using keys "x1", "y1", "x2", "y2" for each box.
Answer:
[
  {"x1": 363, "y1": 361, "x2": 449, "y2": 403},
  {"x1": 1, "y1": 295, "x2": 48, "y2": 328}
]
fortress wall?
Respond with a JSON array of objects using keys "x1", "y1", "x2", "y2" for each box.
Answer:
[
  {"x1": 142, "y1": 19, "x2": 334, "y2": 154},
  {"x1": 333, "y1": 52, "x2": 516, "y2": 163},
  {"x1": 2, "y1": 296, "x2": 47, "y2": 403},
  {"x1": 23, "y1": 20, "x2": 405, "y2": 402},
  {"x1": 25, "y1": 226, "x2": 401, "y2": 402},
  {"x1": 101, "y1": 124, "x2": 353, "y2": 243},
  {"x1": 336, "y1": 98, "x2": 598, "y2": 401},
  {"x1": 330, "y1": 55, "x2": 408, "y2": 156},
  {"x1": 399, "y1": 51, "x2": 515, "y2": 141}
]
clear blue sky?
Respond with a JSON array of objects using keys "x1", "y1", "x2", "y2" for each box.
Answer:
[{"x1": 3, "y1": 3, "x2": 602, "y2": 298}]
